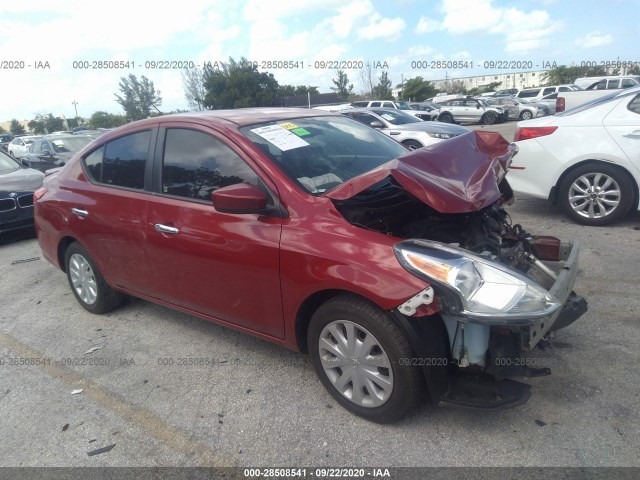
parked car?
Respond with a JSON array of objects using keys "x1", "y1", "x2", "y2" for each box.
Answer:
[
  {"x1": 524, "y1": 93, "x2": 558, "y2": 114},
  {"x1": 437, "y1": 97, "x2": 508, "y2": 124},
  {"x1": 21, "y1": 135, "x2": 93, "y2": 173},
  {"x1": 35, "y1": 108, "x2": 586, "y2": 422},
  {"x1": 516, "y1": 85, "x2": 582, "y2": 101},
  {"x1": 0, "y1": 133, "x2": 14, "y2": 152},
  {"x1": 350, "y1": 100, "x2": 437, "y2": 121},
  {"x1": 485, "y1": 97, "x2": 544, "y2": 120},
  {"x1": 342, "y1": 108, "x2": 468, "y2": 149},
  {"x1": 8, "y1": 135, "x2": 42, "y2": 158},
  {"x1": 0, "y1": 149, "x2": 45, "y2": 234},
  {"x1": 494, "y1": 88, "x2": 519, "y2": 97},
  {"x1": 575, "y1": 75, "x2": 640, "y2": 90},
  {"x1": 509, "y1": 86, "x2": 640, "y2": 225}
]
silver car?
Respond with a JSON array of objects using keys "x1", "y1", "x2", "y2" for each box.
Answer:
[
  {"x1": 436, "y1": 97, "x2": 508, "y2": 125},
  {"x1": 485, "y1": 97, "x2": 544, "y2": 120},
  {"x1": 342, "y1": 108, "x2": 469, "y2": 149}
]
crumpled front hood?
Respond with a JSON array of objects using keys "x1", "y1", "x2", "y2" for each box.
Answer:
[{"x1": 325, "y1": 131, "x2": 517, "y2": 213}]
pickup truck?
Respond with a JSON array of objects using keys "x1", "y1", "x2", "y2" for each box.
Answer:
[
  {"x1": 556, "y1": 89, "x2": 623, "y2": 112},
  {"x1": 350, "y1": 100, "x2": 438, "y2": 121}
]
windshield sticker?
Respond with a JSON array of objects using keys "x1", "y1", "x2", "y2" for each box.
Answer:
[
  {"x1": 250, "y1": 125, "x2": 309, "y2": 151},
  {"x1": 380, "y1": 114, "x2": 395, "y2": 121},
  {"x1": 279, "y1": 122, "x2": 299, "y2": 130},
  {"x1": 290, "y1": 127, "x2": 311, "y2": 136},
  {"x1": 52, "y1": 140, "x2": 65, "y2": 146}
]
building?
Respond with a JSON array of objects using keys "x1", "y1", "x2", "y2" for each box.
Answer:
[{"x1": 432, "y1": 70, "x2": 548, "y2": 92}]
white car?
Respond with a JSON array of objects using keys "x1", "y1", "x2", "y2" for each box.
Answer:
[
  {"x1": 8, "y1": 135, "x2": 43, "y2": 159},
  {"x1": 508, "y1": 86, "x2": 640, "y2": 226}
]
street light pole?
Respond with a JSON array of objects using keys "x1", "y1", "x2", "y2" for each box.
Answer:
[{"x1": 72, "y1": 100, "x2": 79, "y2": 126}]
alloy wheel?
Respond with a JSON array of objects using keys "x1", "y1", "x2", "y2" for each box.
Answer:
[{"x1": 568, "y1": 173, "x2": 621, "y2": 219}]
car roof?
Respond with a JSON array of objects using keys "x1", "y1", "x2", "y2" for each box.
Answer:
[{"x1": 129, "y1": 108, "x2": 335, "y2": 129}]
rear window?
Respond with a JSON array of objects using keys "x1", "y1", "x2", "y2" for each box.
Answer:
[{"x1": 518, "y1": 89, "x2": 540, "y2": 98}]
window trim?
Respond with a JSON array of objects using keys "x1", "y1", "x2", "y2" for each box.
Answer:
[{"x1": 80, "y1": 127, "x2": 157, "y2": 193}]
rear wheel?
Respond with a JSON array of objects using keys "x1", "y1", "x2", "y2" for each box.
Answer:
[
  {"x1": 558, "y1": 164, "x2": 634, "y2": 226},
  {"x1": 64, "y1": 242, "x2": 125, "y2": 314},
  {"x1": 438, "y1": 112, "x2": 454, "y2": 123},
  {"x1": 481, "y1": 112, "x2": 497, "y2": 125},
  {"x1": 308, "y1": 295, "x2": 426, "y2": 423},
  {"x1": 402, "y1": 139, "x2": 423, "y2": 150},
  {"x1": 519, "y1": 110, "x2": 533, "y2": 120}
]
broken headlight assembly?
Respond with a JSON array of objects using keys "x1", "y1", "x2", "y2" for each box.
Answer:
[{"x1": 394, "y1": 239, "x2": 561, "y2": 323}]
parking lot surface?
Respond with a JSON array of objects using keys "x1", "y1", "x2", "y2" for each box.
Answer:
[{"x1": 1, "y1": 194, "x2": 639, "y2": 467}]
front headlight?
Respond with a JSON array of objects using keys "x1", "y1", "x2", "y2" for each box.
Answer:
[
  {"x1": 427, "y1": 132, "x2": 454, "y2": 139},
  {"x1": 394, "y1": 240, "x2": 561, "y2": 322}
]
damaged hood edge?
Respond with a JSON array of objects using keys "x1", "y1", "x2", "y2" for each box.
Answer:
[{"x1": 325, "y1": 130, "x2": 518, "y2": 214}]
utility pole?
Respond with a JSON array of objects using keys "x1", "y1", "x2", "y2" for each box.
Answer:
[{"x1": 72, "y1": 100, "x2": 79, "y2": 126}]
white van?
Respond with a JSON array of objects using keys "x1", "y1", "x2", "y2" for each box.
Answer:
[
  {"x1": 574, "y1": 75, "x2": 640, "y2": 90},
  {"x1": 515, "y1": 84, "x2": 581, "y2": 101}
]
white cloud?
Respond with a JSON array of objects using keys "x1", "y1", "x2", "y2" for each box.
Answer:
[
  {"x1": 357, "y1": 15, "x2": 406, "y2": 40},
  {"x1": 438, "y1": 0, "x2": 561, "y2": 53},
  {"x1": 575, "y1": 31, "x2": 614, "y2": 48},
  {"x1": 415, "y1": 17, "x2": 440, "y2": 33}
]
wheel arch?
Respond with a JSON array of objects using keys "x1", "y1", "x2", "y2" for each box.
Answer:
[
  {"x1": 550, "y1": 159, "x2": 639, "y2": 208},
  {"x1": 57, "y1": 236, "x2": 78, "y2": 272}
]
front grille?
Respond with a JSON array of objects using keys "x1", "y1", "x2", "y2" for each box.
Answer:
[
  {"x1": 0, "y1": 198, "x2": 16, "y2": 212},
  {"x1": 17, "y1": 194, "x2": 34, "y2": 208}
]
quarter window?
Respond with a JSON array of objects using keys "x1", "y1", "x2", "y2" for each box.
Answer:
[
  {"x1": 161, "y1": 129, "x2": 259, "y2": 201},
  {"x1": 628, "y1": 95, "x2": 640, "y2": 115},
  {"x1": 82, "y1": 131, "x2": 150, "y2": 189}
]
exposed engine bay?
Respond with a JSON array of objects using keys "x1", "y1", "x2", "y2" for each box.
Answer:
[{"x1": 332, "y1": 177, "x2": 556, "y2": 290}]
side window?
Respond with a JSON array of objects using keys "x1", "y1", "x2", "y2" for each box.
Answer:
[
  {"x1": 351, "y1": 101, "x2": 367, "y2": 107},
  {"x1": 558, "y1": 86, "x2": 570, "y2": 92},
  {"x1": 83, "y1": 131, "x2": 150, "y2": 189},
  {"x1": 162, "y1": 129, "x2": 259, "y2": 201},
  {"x1": 607, "y1": 79, "x2": 620, "y2": 89},
  {"x1": 628, "y1": 95, "x2": 640, "y2": 115},
  {"x1": 370, "y1": 102, "x2": 382, "y2": 107},
  {"x1": 382, "y1": 102, "x2": 394, "y2": 108},
  {"x1": 29, "y1": 141, "x2": 41, "y2": 154},
  {"x1": 41, "y1": 141, "x2": 52, "y2": 154},
  {"x1": 621, "y1": 79, "x2": 637, "y2": 88},
  {"x1": 593, "y1": 80, "x2": 607, "y2": 90},
  {"x1": 543, "y1": 87, "x2": 555, "y2": 96}
]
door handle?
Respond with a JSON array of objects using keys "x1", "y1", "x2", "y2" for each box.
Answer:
[
  {"x1": 154, "y1": 223, "x2": 180, "y2": 235},
  {"x1": 71, "y1": 208, "x2": 89, "y2": 217}
]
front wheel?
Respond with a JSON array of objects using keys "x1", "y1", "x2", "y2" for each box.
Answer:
[
  {"x1": 308, "y1": 295, "x2": 426, "y2": 423},
  {"x1": 402, "y1": 139, "x2": 423, "y2": 150},
  {"x1": 558, "y1": 164, "x2": 634, "y2": 226},
  {"x1": 438, "y1": 112, "x2": 454, "y2": 123},
  {"x1": 519, "y1": 110, "x2": 533, "y2": 120},
  {"x1": 65, "y1": 242, "x2": 125, "y2": 314},
  {"x1": 481, "y1": 112, "x2": 497, "y2": 125}
]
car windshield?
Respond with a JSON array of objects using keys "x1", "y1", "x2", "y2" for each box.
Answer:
[
  {"x1": 371, "y1": 109, "x2": 421, "y2": 125},
  {"x1": 395, "y1": 101, "x2": 412, "y2": 110},
  {"x1": 23, "y1": 138, "x2": 39, "y2": 145},
  {"x1": 240, "y1": 115, "x2": 409, "y2": 194},
  {"x1": 0, "y1": 150, "x2": 20, "y2": 173},
  {"x1": 49, "y1": 136, "x2": 92, "y2": 153}
]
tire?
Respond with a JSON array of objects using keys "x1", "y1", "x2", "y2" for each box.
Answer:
[
  {"x1": 438, "y1": 112, "x2": 454, "y2": 123},
  {"x1": 308, "y1": 295, "x2": 426, "y2": 423},
  {"x1": 64, "y1": 242, "x2": 125, "y2": 314},
  {"x1": 402, "y1": 139, "x2": 423, "y2": 151},
  {"x1": 519, "y1": 110, "x2": 533, "y2": 120},
  {"x1": 481, "y1": 112, "x2": 497, "y2": 125},
  {"x1": 558, "y1": 163, "x2": 634, "y2": 226}
]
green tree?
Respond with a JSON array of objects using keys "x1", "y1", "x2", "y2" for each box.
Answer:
[
  {"x1": 331, "y1": 70, "x2": 354, "y2": 100},
  {"x1": 402, "y1": 77, "x2": 438, "y2": 101},
  {"x1": 181, "y1": 68, "x2": 206, "y2": 111},
  {"x1": 88, "y1": 111, "x2": 128, "y2": 128},
  {"x1": 542, "y1": 65, "x2": 607, "y2": 85},
  {"x1": 10, "y1": 119, "x2": 26, "y2": 135},
  {"x1": 28, "y1": 119, "x2": 45, "y2": 134},
  {"x1": 115, "y1": 74, "x2": 163, "y2": 120},
  {"x1": 372, "y1": 71, "x2": 393, "y2": 99},
  {"x1": 294, "y1": 85, "x2": 319, "y2": 95},
  {"x1": 0, "y1": 126, "x2": 6, "y2": 134},
  {"x1": 277, "y1": 85, "x2": 296, "y2": 96},
  {"x1": 27, "y1": 114, "x2": 65, "y2": 134},
  {"x1": 202, "y1": 57, "x2": 279, "y2": 109}
]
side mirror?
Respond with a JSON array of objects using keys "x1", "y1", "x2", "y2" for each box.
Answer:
[
  {"x1": 40, "y1": 150, "x2": 52, "y2": 157},
  {"x1": 20, "y1": 158, "x2": 30, "y2": 167},
  {"x1": 212, "y1": 183, "x2": 268, "y2": 214},
  {"x1": 369, "y1": 120, "x2": 384, "y2": 129}
]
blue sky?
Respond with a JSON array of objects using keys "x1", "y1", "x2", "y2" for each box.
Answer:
[{"x1": 0, "y1": 0, "x2": 638, "y2": 122}]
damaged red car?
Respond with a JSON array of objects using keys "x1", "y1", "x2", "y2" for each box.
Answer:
[{"x1": 34, "y1": 109, "x2": 587, "y2": 423}]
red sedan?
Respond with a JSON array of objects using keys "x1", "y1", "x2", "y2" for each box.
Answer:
[{"x1": 34, "y1": 109, "x2": 586, "y2": 422}]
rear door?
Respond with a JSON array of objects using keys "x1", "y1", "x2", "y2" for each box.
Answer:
[
  {"x1": 144, "y1": 123, "x2": 284, "y2": 338},
  {"x1": 70, "y1": 128, "x2": 156, "y2": 293}
]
